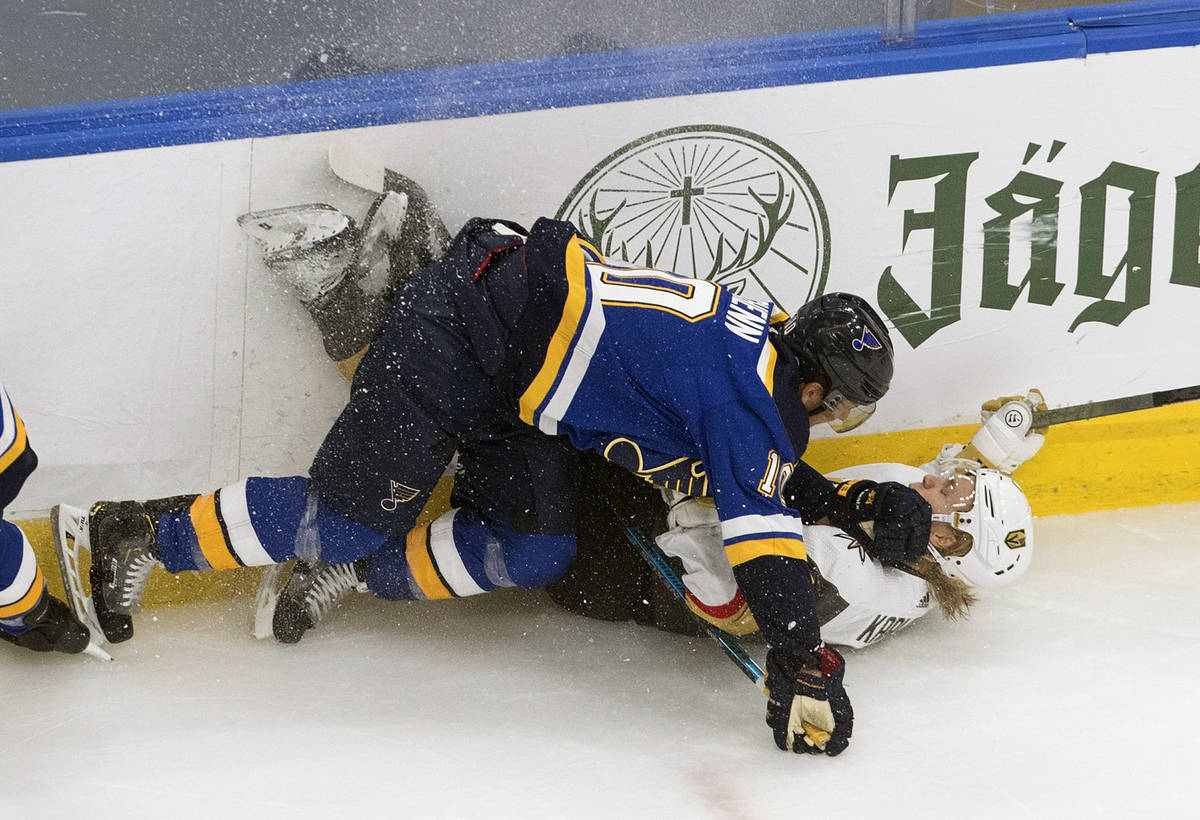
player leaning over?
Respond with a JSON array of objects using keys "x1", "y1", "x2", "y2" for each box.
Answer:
[
  {"x1": 0, "y1": 383, "x2": 91, "y2": 654},
  {"x1": 65, "y1": 204, "x2": 920, "y2": 757},
  {"x1": 232, "y1": 173, "x2": 929, "y2": 652}
]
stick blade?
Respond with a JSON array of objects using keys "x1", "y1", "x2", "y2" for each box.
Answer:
[{"x1": 328, "y1": 143, "x2": 387, "y2": 193}]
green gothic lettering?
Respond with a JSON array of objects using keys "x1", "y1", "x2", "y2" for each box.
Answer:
[
  {"x1": 1171, "y1": 162, "x2": 1200, "y2": 287},
  {"x1": 1071, "y1": 162, "x2": 1158, "y2": 332},
  {"x1": 878, "y1": 152, "x2": 978, "y2": 347},
  {"x1": 981, "y1": 171, "x2": 1065, "y2": 309}
]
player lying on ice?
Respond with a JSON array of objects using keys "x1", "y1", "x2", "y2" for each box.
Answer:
[
  {"x1": 0, "y1": 382, "x2": 93, "y2": 655},
  {"x1": 56, "y1": 170, "x2": 936, "y2": 757},
  {"x1": 553, "y1": 403, "x2": 1041, "y2": 651}
]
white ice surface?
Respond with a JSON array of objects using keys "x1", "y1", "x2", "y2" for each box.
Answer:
[{"x1": 4, "y1": 503, "x2": 1200, "y2": 819}]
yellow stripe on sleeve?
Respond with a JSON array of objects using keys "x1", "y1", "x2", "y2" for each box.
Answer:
[
  {"x1": 0, "y1": 564, "x2": 44, "y2": 618},
  {"x1": 761, "y1": 341, "x2": 778, "y2": 398},
  {"x1": 0, "y1": 411, "x2": 28, "y2": 473},
  {"x1": 518, "y1": 235, "x2": 592, "y2": 426},
  {"x1": 725, "y1": 536, "x2": 807, "y2": 567},
  {"x1": 189, "y1": 494, "x2": 240, "y2": 571},
  {"x1": 405, "y1": 522, "x2": 453, "y2": 600}
]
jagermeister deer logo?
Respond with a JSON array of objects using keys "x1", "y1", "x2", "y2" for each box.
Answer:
[{"x1": 557, "y1": 125, "x2": 830, "y2": 305}]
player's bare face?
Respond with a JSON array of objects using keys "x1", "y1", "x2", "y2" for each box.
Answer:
[{"x1": 910, "y1": 473, "x2": 976, "y2": 514}]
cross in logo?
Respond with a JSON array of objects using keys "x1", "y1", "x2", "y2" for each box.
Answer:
[{"x1": 669, "y1": 175, "x2": 705, "y2": 226}]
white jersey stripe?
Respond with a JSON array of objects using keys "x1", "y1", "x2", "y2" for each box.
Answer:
[
  {"x1": 721, "y1": 512, "x2": 804, "y2": 542},
  {"x1": 0, "y1": 384, "x2": 17, "y2": 457},
  {"x1": 0, "y1": 526, "x2": 38, "y2": 605},
  {"x1": 429, "y1": 510, "x2": 487, "y2": 597},
  {"x1": 218, "y1": 480, "x2": 276, "y2": 567}
]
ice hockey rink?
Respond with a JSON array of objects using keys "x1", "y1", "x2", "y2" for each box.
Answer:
[{"x1": 4, "y1": 500, "x2": 1197, "y2": 818}]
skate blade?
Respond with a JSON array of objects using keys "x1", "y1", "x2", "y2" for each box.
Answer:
[
  {"x1": 50, "y1": 504, "x2": 107, "y2": 650},
  {"x1": 236, "y1": 204, "x2": 351, "y2": 256},
  {"x1": 251, "y1": 562, "x2": 286, "y2": 640},
  {"x1": 83, "y1": 642, "x2": 113, "y2": 662}
]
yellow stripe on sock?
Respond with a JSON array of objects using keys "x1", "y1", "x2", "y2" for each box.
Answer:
[
  {"x1": 0, "y1": 564, "x2": 44, "y2": 618},
  {"x1": 190, "y1": 494, "x2": 240, "y2": 570},
  {"x1": 405, "y1": 522, "x2": 453, "y2": 599},
  {"x1": 0, "y1": 411, "x2": 28, "y2": 473}
]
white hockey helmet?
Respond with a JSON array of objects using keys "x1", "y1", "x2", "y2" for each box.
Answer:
[{"x1": 930, "y1": 468, "x2": 1033, "y2": 589}]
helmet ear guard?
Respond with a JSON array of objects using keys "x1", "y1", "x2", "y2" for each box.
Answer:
[{"x1": 930, "y1": 469, "x2": 1034, "y2": 589}]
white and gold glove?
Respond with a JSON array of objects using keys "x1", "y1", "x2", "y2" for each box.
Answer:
[
  {"x1": 662, "y1": 488, "x2": 719, "y2": 530},
  {"x1": 965, "y1": 389, "x2": 1048, "y2": 474}
]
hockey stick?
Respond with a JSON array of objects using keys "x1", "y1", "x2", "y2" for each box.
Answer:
[
  {"x1": 1031, "y1": 384, "x2": 1200, "y2": 427},
  {"x1": 624, "y1": 526, "x2": 765, "y2": 687},
  {"x1": 49, "y1": 505, "x2": 113, "y2": 661}
]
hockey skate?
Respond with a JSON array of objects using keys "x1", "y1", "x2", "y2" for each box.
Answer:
[
  {"x1": 238, "y1": 203, "x2": 358, "y2": 303},
  {"x1": 348, "y1": 190, "x2": 410, "y2": 296},
  {"x1": 327, "y1": 142, "x2": 451, "y2": 270},
  {"x1": 238, "y1": 192, "x2": 410, "y2": 304},
  {"x1": 271, "y1": 558, "x2": 366, "y2": 644},
  {"x1": 83, "y1": 501, "x2": 162, "y2": 644}
]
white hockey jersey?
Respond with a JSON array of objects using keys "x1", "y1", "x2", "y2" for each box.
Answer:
[{"x1": 656, "y1": 462, "x2": 939, "y2": 649}]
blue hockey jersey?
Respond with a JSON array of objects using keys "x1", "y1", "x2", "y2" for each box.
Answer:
[{"x1": 518, "y1": 227, "x2": 822, "y2": 655}]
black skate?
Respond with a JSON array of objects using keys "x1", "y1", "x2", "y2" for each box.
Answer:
[
  {"x1": 272, "y1": 558, "x2": 366, "y2": 644},
  {"x1": 87, "y1": 500, "x2": 161, "y2": 643}
]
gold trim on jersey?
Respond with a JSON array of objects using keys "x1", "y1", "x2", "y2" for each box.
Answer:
[
  {"x1": 602, "y1": 437, "x2": 710, "y2": 496},
  {"x1": 758, "y1": 337, "x2": 778, "y2": 398},
  {"x1": 725, "y1": 536, "x2": 807, "y2": 567},
  {"x1": 518, "y1": 235, "x2": 599, "y2": 427}
]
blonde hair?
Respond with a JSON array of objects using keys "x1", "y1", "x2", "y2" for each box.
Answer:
[
  {"x1": 904, "y1": 529, "x2": 977, "y2": 621},
  {"x1": 857, "y1": 519, "x2": 977, "y2": 620}
]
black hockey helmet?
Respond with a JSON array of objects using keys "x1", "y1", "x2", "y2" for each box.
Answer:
[{"x1": 776, "y1": 292, "x2": 894, "y2": 429}]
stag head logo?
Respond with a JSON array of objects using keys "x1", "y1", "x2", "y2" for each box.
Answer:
[{"x1": 557, "y1": 125, "x2": 831, "y2": 309}]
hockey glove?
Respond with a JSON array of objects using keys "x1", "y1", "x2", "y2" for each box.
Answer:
[
  {"x1": 0, "y1": 595, "x2": 90, "y2": 654},
  {"x1": 968, "y1": 389, "x2": 1047, "y2": 474},
  {"x1": 829, "y1": 480, "x2": 931, "y2": 567},
  {"x1": 662, "y1": 489, "x2": 719, "y2": 530},
  {"x1": 765, "y1": 644, "x2": 853, "y2": 756}
]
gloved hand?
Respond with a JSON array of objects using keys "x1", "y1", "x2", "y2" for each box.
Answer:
[
  {"x1": 662, "y1": 489, "x2": 719, "y2": 530},
  {"x1": 969, "y1": 388, "x2": 1047, "y2": 474},
  {"x1": 829, "y1": 479, "x2": 931, "y2": 566},
  {"x1": 765, "y1": 644, "x2": 853, "y2": 756},
  {"x1": 0, "y1": 595, "x2": 91, "y2": 654}
]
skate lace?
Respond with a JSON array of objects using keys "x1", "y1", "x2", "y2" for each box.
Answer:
[
  {"x1": 118, "y1": 551, "x2": 158, "y2": 611},
  {"x1": 302, "y1": 563, "x2": 359, "y2": 621}
]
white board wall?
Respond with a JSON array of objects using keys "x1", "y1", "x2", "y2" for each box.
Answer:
[{"x1": 4, "y1": 44, "x2": 1198, "y2": 515}]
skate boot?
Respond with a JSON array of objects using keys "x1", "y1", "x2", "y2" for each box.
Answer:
[
  {"x1": 87, "y1": 500, "x2": 165, "y2": 643},
  {"x1": 349, "y1": 191, "x2": 410, "y2": 296},
  {"x1": 379, "y1": 173, "x2": 451, "y2": 287},
  {"x1": 272, "y1": 558, "x2": 367, "y2": 644},
  {"x1": 0, "y1": 594, "x2": 91, "y2": 654}
]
